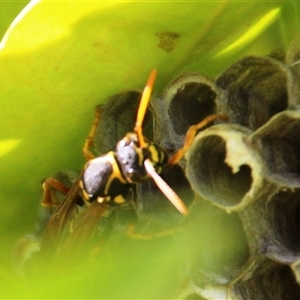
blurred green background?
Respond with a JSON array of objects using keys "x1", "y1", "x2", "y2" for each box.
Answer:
[
  {"x1": 0, "y1": 1, "x2": 30, "y2": 41},
  {"x1": 1, "y1": 1, "x2": 300, "y2": 298}
]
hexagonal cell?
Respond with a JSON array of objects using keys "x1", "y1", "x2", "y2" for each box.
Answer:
[
  {"x1": 177, "y1": 199, "x2": 249, "y2": 294},
  {"x1": 239, "y1": 186, "x2": 300, "y2": 264},
  {"x1": 267, "y1": 48, "x2": 286, "y2": 62},
  {"x1": 250, "y1": 110, "x2": 300, "y2": 188},
  {"x1": 230, "y1": 256, "x2": 300, "y2": 300},
  {"x1": 185, "y1": 124, "x2": 264, "y2": 211},
  {"x1": 267, "y1": 189, "x2": 300, "y2": 257},
  {"x1": 93, "y1": 91, "x2": 153, "y2": 154},
  {"x1": 152, "y1": 73, "x2": 219, "y2": 151},
  {"x1": 216, "y1": 56, "x2": 291, "y2": 130},
  {"x1": 166, "y1": 75, "x2": 217, "y2": 135},
  {"x1": 286, "y1": 35, "x2": 300, "y2": 108}
]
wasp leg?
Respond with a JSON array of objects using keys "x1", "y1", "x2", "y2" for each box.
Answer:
[
  {"x1": 39, "y1": 177, "x2": 83, "y2": 262},
  {"x1": 168, "y1": 114, "x2": 228, "y2": 166},
  {"x1": 42, "y1": 177, "x2": 70, "y2": 208},
  {"x1": 126, "y1": 223, "x2": 182, "y2": 240},
  {"x1": 134, "y1": 69, "x2": 157, "y2": 148},
  {"x1": 83, "y1": 105, "x2": 101, "y2": 160}
]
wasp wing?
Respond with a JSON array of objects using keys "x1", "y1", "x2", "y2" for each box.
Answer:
[
  {"x1": 39, "y1": 176, "x2": 83, "y2": 257},
  {"x1": 56, "y1": 201, "x2": 110, "y2": 262}
]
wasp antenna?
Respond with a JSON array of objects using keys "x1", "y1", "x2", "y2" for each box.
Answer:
[
  {"x1": 134, "y1": 69, "x2": 157, "y2": 148},
  {"x1": 83, "y1": 106, "x2": 101, "y2": 161},
  {"x1": 144, "y1": 158, "x2": 188, "y2": 215}
]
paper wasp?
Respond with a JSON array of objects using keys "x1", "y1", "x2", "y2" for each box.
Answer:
[{"x1": 39, "y1": 70, "x2": 227, "y2": 261}]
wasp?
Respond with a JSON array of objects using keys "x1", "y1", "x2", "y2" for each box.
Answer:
[{"x1": 39, "y1": 70, "x2": 227, "y2": 261}]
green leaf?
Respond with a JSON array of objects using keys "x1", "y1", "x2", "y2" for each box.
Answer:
[{"x1": 0, "y1": 1, "x2": 298, "y2": 298}]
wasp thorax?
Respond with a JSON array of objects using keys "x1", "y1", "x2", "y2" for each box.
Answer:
[{"x1": 116, "y1": 132, "x2": 168, "y2": 183}]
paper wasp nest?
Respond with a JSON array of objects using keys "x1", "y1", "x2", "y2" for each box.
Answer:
[{"x1": 170, "y1": 45, "x2": 300, "y2": 298}]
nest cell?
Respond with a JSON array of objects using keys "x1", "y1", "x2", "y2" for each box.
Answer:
[
  {"x1": 231, "y1": 257, "x2": 300, "y2": 300},
  {"x1": 185, "y1": 124, "x2": 261, "y2": 210},
  {"x1": 267, "y1": 189, "x2": 300, "y2": 255},
  {"x1": 154, "y1": 73, "x2": 219, "y2": 151},
  {"x1": 250, "y1": 110, "x2": 300, "y2": 188},
  {"x1": 216, "y1": 56, "x2": 290, "y2": 130},
  {"x1": 167, "y1": 79, "x2": 217, "y2": 136}
]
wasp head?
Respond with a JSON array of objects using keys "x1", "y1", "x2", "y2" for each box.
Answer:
[{"x1": 116, "y1": 132, "x2": 168, "y2": 183}]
